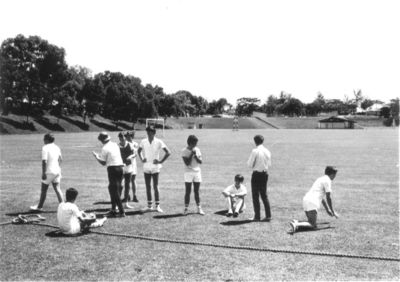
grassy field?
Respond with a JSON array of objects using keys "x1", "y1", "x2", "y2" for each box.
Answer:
[{"x1": 0, "y1": 129, "x2": 399, "y2": 280}]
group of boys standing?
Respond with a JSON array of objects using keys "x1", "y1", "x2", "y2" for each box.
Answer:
[{"x1": 30, "y1": 127, "x2": 339, "y2": 235}]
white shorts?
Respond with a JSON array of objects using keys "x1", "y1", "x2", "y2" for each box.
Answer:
[
  {"x1": 123, "y1": 164, "x2": 137, "y2": 175},
  {"x1": 184, "y1": 171, "x2": 202, "y2": 183},
  {"x1": 302, "y1": 198, "x2": 320, "y2": 212},
  {"x1": 42, "y1": 173, "x2": 61, "y2": 185},
  {"x1": 143, "y1": 162, "x2": 162, "y2": 174}
]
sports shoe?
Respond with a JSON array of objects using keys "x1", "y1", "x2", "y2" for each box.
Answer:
[
  {"x1": 105, "y1": 210, "x2": 118, "y2": 217},
  {"x1": 249, "y1": 217, "x2": 261, "y2": 221},
  {"x1": 156, "y1": 205, "x2": 164, "y2": 213},
  {"x1": 261, "y1": 217, "x2": 272, "y2": 222},
  {"x1": 289, "y1": 221, "x2": 298, "y2": 233},
  {"x1": 125, "y1": 202, "x2": 134, "y2": 209},
  {"x1": 132, "y1": 196, "x2": 139, "y2": 203},
  {"x1": 197, "y1": 207, "x2": 205, "y2": 215},
  {"x1": 30, "y1": 205, "x2": 43, "y2": 212},
  {"x1": 233, "y1": 212, "x2": 239, "y2": 218},
  {"x1": 226, "y1": 210, "x2": 233, "y2": 217},
  {"x1": 116, "y1": 212, "x2": 126, "y2": 218},
  {"x1": 183, "y1": 208, "x2": 189, "y2": 215}
]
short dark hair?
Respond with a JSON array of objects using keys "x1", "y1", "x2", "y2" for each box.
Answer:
[
  {"x1": 118, "y1": 131, "x2": 126, "y2": 138},
  {"x1": 125, "y1": 130, "x2": 135, "y2": 138},
  {"x1": 146, "y1": 125, "x2": 156, "y2": 133},
  {"x1": 66, "y1": 187, "x2": 78, "y2": 202},
  {"x1": 44, "y1": 133, "x2": 55, "y2": 143},
  {"x1": 187, "y1": 135, "x2": 198, "y2": 145},
  {"x1": 254, "y1": 135, "x2": 264, "y2": 145},
  {"x1": 325, "y1": 166, "x2": 338, "y2": 175},
  {"x1": 234, "y1": 174, "x2": 244, "y2": 183}
]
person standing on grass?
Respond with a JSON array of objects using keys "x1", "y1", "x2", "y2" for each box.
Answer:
[
  {"x1": 182, "y1": 135, "x2": 205, "y2": 215},
  {"x1": 118, "y1": 131, "x2": 135, "y2": 209},
  {"x1": 125, "y1": 130, "x2": 139, "y2": 203},
  {"x1": 57, "y1": 187, "x2": 107, "y2": 235},
  {"x1": 247, "y1": 134, "x2": 272, "y2": 222},
  {"x1": 289, "y1": 166, "x2": 339, "y2": 234},
  {"x1": 222, "y1": 174, "x2": 247, "y2": 217},
  {"x1": 30, "y1": 133, "x2": 64, "y2": 211},
  {"x1": 138, "y1": 125, "x2": 171, "y2": 213},
  {"x1": 93, "y1": 132, "x2": 125, "y2": 217}
]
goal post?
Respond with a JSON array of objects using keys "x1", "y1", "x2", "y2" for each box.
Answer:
[{"x1": 145, "y1": 118, "x2": 165, "y2": 137}]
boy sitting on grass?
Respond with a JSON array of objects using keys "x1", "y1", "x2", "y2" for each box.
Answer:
[
  {"x1": 222, "y1": 174, "x2": 247, "y2": 217},
  {"x1": 57, "y1": 188, "x2": 107, "y2": 235},
  {"x1": 289, "y1": 166, "x2": 339, "y2": 234}
]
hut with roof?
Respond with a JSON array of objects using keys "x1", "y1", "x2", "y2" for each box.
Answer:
[{"x1": 318, "y1": 116, "x2": 356, "y2": 129}]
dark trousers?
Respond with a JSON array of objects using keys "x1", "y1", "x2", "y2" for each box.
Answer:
[
  {"x1": 144, "y1": 173, "x2": 159, "y2": 206},
  {"x1": 251, "y1": 171, "x2": 271, "y2": 219},
  {"x1": 107, "y1": 166, "x2": 124, "y2": 213}
]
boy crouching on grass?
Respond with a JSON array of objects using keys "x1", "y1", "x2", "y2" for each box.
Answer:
[
  {"x1": 222, "y1": 174, "x2": 247, "y2": 217},
  {"x1": 289, "y1": 166, "x2": 339, "y2": 234},
  {"x1": 57, "y1": 188, "x2": 107, "y2": 235}
]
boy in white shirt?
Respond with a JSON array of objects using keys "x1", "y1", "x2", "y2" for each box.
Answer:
[
  {"x1": 138, "y1": 125, "x2": 171, "y2": 213},
  {"x1": 182, "y1": 135, "x2": 204, "y2": 215},
  {"x1": 57, "y1": 188, "x2": 107, "y2": 235},
  {"x1": 289, "y1": 166, "x2": 339, "y2": 233},
  {"x1": 222, "y1": 174, "x2": 247, "y2": 217},
  {"x1": 30, "y1": 133, "x2": 63, "y2": 211}
]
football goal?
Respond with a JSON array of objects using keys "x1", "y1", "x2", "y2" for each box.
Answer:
[{"x1": 145, "y1": 118, "x2": 165, "y2": 137}]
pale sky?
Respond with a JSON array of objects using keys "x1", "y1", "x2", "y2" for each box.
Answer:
[{"x1": 0, "y1": 0, "x2": 399, "y2": 105}]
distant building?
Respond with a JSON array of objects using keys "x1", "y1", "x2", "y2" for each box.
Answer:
[{"x1": 318, "y1": 116, "x2": 356, "y2": 129}]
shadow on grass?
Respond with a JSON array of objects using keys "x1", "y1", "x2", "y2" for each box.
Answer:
[
  {"x1": 59, "y1": 116, "x2": 89, "y2": 130},
  {"x1": 0, "y1": 117, "x2": 36, "y2": 131},
  {"x1": 6, "y1": 210, "x2": 55, "y2": 216},
  {"x1": 90, "y1": 119, "x2": 117, "y2": 131},
  {"x1": 45, "y1": 230, "x2": 89, "y2": 237},
  {"x1": 34, "y1": 117, "x2": 65, "y2": 131},
  {"x1": 84, "y1": 208, "x2": 111, "y2": 213},
  {"x1": 214, "y1": 209, "x2": 229, "y2": 216},
  {"x1": 93, "y1": 201, "x2": 111, "y2": 205},
  {"x1": 220, "y1": 219, "x2": 253, "y2": 226},
  {"x1": 153, "y1": 213, "x2": 186, "y2": 219}
]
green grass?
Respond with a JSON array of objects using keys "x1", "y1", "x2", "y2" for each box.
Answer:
[{"x1": 0, "y1": 129, "x2": 399, "y2": 280}]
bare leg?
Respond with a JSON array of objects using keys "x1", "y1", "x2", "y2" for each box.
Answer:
[
  {"x1": 52, "y1": 182, "x2": 63, "y2": 203},
  {"x1": 37, "y1": 183, "x2": 49, "y2": 208}
]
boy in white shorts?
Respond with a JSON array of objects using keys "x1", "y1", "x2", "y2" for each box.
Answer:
[
  {"x1": 57, "y1": 187, "x2": 107, "y2": 235},
  {"x1": 118, "y1": 131, "x2": 136, "y2": 209},
  {"x1": 222, "y1": 174, "x2": 247, "y2": 217},
  {"x1": 138, "y1": 125, "x2": 171, "y2": 213},
  {"x1": 30, "y1": 133, "x2": 64, "y2": 211},
  {"x1": 125, "y1": 131, "x2": 139, "y2": 203},
  {"x1": 182, "y1": 135, "x2": 204, "y2": 215},
  {"x1": 289, "y1": 166, "x2": 339, "y2": 233}
]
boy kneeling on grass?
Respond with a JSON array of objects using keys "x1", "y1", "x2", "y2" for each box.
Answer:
[
  {"x1": 289, "y1": 166, "x2": 339, "y2": 234},
  {"x1": 222, "y1": 174, "x2": 247, "y2": 217},
  {"x1": 57, "y1": 188, "x2": 107, "y2": 235}
]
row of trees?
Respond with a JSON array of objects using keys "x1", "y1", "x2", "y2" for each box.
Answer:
[
  {"x1": 1, "y1": 34, "x2": 398, "y2": 126},
  {"x1": 0, "y1": 35, "x2": 232, "y2": 125}
]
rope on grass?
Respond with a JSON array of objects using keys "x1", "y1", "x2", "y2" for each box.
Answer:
[{"x1": 24, "y1": 221, "x2": 400, "y2": 262}]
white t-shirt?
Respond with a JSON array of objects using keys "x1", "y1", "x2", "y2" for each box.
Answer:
[
  {"x1": 99, "y1": 141, "x2": 123, "y2": 167},
  {"x1": 139, "y1": 137, "x2": 167, "y2": 173},
  {"x1": 42, "y1": 143, "x2": 62, "y2": 174},
  {"x1": 181, "y1": 147, "x2": 201, "y2": 172},
  {"x1": 57, "y1": 202, "x2": 82, "y2": 235},
  {"x1": 223, "y1": 184, "x2": 247, "y2": 196},
  {"x1": 303, "y1": 175, "x2": 333, "y2": 211}
]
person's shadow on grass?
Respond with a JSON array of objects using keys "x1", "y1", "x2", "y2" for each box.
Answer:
[
  {"x1": 153, "y1": 213, "x2": 187, "y2": 219},
  {"x1": 220, "y1": 219, "x2": 253, "y2": 226},
  {"x1": 45, "y1": 230, "x2": 90, "y2": 237},
  {"x1": 6, "y1": 210, "x2": 55, "y2": 216}
]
